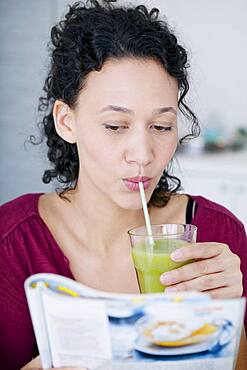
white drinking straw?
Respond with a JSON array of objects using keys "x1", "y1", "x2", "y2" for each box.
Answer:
[{"x1": 138, "y1": 182, "x2": 155, "y2": 248}]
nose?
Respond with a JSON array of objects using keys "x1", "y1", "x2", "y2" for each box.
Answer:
[{"x1": 124, "y1": 130, "x2": 154, "y2": 168}]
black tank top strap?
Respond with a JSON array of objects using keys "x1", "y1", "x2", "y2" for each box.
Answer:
[{"x1": 186, "y1": 197, "x2": 198, "y2": 224}]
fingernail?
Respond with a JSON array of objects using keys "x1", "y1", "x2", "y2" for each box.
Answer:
[
  {"x1": 171, "y1": 250, "x2": 183, "y2": 261},
  {"x1": 165, "y1": 287, "x2": 177, "y2": 293},
  {"x1": 160, "y1": 273, "x2": 172, "y2": 285}
]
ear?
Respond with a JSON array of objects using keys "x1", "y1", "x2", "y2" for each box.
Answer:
[{"x1": 53, "y1": 100, "x2": 76, "y2": 144}]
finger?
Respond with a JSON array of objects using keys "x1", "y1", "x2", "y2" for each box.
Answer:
[
  {"x1": 170, "y1": 242, "x2": 229, "y2": 262},
  {"x1": 160, "y1": 256, "x2": 225, "y2": 286},
  {"x1": 165, "y1": 271, "x2": 232, "y2": 293},
  {"x1": 53, "y1": 368, "x2": 89, "y2": 370},
  {"x1": 165, "y1": 270, "x2": 243, "y2": 297},
  {"x1": 58, "y1": 368, "x2": 89, "y2": 370},
  {"x1": 20, "y1": 356, "x2": 41, "y2": 370},
  {"x1": 205, "y1": 286, "x2": 243, "y2": 299}
]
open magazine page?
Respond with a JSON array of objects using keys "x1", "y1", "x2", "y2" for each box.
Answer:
[
  {"x1": 25, "y1": 282, "x2": 53, "y2": 369},
  {"x1": 42, "y1": 292, "x2": 112, "y2": 369},
  {"x1": 25, "y1": 273, "x2": 245, "y2": 370},
  {"x1": 104, "y1": 298, "x2": 244, "y2": 370}
]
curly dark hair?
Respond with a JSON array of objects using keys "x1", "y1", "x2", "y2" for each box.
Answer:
[{"x1": 35, "y1": 0, "x2": 200, "y2": 207}]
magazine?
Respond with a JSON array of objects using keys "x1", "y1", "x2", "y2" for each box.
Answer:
[{"x1": 24, "y1": 273, "x2": 245, "y2": 370}]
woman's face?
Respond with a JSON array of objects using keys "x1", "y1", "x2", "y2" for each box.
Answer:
[{"x1": 71, "y1": 58, "x2": 178, "y2": 209}]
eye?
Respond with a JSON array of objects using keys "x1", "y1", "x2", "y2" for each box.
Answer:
[
  {"x1": 151, "y1": 124, "x2": 173, "y2": 132},
  {"x1": 103, "y1": 124, "x2": 128, "y2": 132}
]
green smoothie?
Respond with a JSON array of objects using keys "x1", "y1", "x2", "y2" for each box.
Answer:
[{"x1": 131, "y1": 239, "x2": 190, "y2": 293}]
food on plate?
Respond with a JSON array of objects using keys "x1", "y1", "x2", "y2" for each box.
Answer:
[{"x1": 140, "y1": 319, "x2": 218, "y2": 347}]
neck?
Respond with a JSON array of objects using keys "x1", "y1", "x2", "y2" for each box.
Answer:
[{"x1": 65, "y1": 183, "x2": 146, "y2": 253}]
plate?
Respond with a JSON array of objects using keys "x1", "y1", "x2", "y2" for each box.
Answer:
[
  {"x1": 106, "y1": 300, "x2": 144, "y2": 318},
  {"x1": 135, "y1": 316, "x2": 212, "y2": 345},
  {"x1": 135, "y1": 335, "x2": 215, "y2": 355},
  {"x1": 134, "y1": 320, "x2": 234, "y2": 356}
]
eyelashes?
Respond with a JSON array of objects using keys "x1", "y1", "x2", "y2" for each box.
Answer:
[
  {"x1": 104, "y1": 124, "x2": 127, "y2": 131},
  {"x1": 151, "y1": 125, "x2": 173, "y2": 132},
  {"x1": 103, "y1": 123, "x2": 174, "y2": 133}
]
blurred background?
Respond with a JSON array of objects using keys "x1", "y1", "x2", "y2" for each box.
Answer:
[{"x1": 0, "y1": 0, "x2": 246, "y2": 225}]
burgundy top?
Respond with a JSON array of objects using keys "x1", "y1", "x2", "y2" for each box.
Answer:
[{"x1": 0, "y1": 193, "x2": 246, "y2": 369}]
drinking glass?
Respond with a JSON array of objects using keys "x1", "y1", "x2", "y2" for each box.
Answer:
[{"x1": 128, "y1": 224, "x2": 197, "y2": 293}]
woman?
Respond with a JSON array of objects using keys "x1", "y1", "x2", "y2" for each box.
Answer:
[{"x1": 0, "y1": 1, "x2": 246, "y2": 369}]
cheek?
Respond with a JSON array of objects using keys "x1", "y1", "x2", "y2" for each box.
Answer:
[
  {"x1": 156, "y1": 138, "x2": 178, "y2": 166},
  {"x1": 167, "y1": 131, "x2": 178, "y2": 155},
  {"x1": 78, "y1": 136, "x2": 119, "y2": 173},
  {"x1": 77, "y1": 130, "x2": 102, "y2": 159},
  {"x1": 170, "y1": 139, "x2": 178, "y2": 156}
]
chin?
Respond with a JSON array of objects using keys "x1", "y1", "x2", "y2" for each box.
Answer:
[
  {"x1": 115, "y1": 193, "x2": 152, "y2": 211},
  {"x1": 121, "y1": 203, "x2": 143, "y2": 210}
]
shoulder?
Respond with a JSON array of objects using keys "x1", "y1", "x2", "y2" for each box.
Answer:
[
  {"x1": 189, "y1": 194, "x2": 246, "y2": 250},
  {"x1": 0, "y1": 193, "x2": 42, "y2": 241},
  {"x1": 191, "y1": 194, "x2": 244, "y2": 228}
]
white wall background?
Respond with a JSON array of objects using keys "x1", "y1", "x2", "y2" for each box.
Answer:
[
  {"x1": 0, "y1": 0, "x2": 246, "y2": 204},
  {"x1": 118, "y1": 0, "x2": 247, "y2": 134}
]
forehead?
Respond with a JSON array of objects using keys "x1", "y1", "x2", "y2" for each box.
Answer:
[{"x1": 76, "y1": 58, "x2": 178, "y2": 110}]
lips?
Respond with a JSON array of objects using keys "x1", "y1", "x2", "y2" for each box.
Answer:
[
  {"x1": 123, "y1": 176, "x2": 152, "y2": 191},
  {"x1": 124, "y1": 176, "x2": 151, "y2": 183}
]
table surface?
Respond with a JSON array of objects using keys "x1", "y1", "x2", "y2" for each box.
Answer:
[{"x1": 235, "y1": 330, "x2": 247, "y2": 370}]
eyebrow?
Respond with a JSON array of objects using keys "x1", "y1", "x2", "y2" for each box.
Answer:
[{"x1": 98, "y1": 105, "x2": 177, "y2": 115}]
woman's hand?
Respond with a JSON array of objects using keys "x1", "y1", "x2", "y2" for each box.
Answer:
[
  {"x1": 21, "y1": 355, "x2": 89, "y2": 370},
  {"x1": 160, "y1": 242, "x2": 243, "y2": 298},
  {"x1": 21, "y1": 356, "x2": 41, "y2": 370}
]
